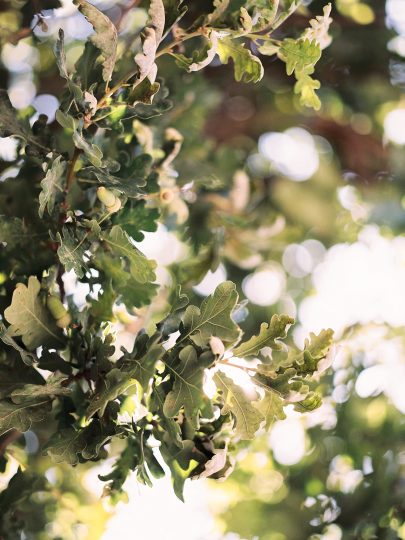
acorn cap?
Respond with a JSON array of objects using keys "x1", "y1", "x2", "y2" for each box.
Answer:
[
  {"x1": 56, "y1": 313, "x2": 72, "y2": 328},
  {"x1": 106, "y1": 198, "x2": 122, "y2": 213}
]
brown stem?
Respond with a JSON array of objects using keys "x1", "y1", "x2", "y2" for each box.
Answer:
[
  {"x1": 65, "y1": 147, "x2": 81, "y2": 193},
  {"x1": 56, "y1": 264, "x2": 66, "y2": 301}
]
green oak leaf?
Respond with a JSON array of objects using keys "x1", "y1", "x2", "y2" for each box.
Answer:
[
  {"x1": 163, "y1": 346, "x2": 212, "y2": 428},
  {"x1": 38, "y1": 156, "x2": 66, "y2": 218},
  {"x1": 100, "y1": 435, "x2": 164, "y2": 495},
  {"x1": 258, "y1": 41, "x2": 279, "y2": 56},
  {"x1": 293, "y1": 328, "x2": 334, "y2": 374},
  {"x1": 217, "y1": 38, "x2": 264, "y2": 83},
  {"x1": 294, "y1": 70, "x2": 321, "y2": 110},
  {"x1": 87, "y1": 368, "x2": 136, "y2": 418},
  {"x1": 74, "y1": 41, "x2": 101, "y2": 89},
  {"x1": 293, "y1": 390, "x2": 322, "y2": 412},
  {"x1": 95, "y1": 254, "x2": 158, "y2": 310},
  {"x1": 89, "y1": 280, "x2": 115, "y2": 323},
  {"x1": 214, "y1": 371, "x2": 264, "y2": 440},
  {"x1": 80, "y1": 420, "x2": 117, "y2": 460},
  {"x1": 55, "y1": 109, "x2": 78, "y2": 130},
  {"x1": 150, "y1": 384, "x2": 183, "y2": 447},
  {"x1": 158, "y1": 439, "x2": 201, "y2": 501},
  {"x1": 278, "y1": 38, "x2": 321, "y2": 76},
  {"x1": 0, "y1": 399, "x2": 51, "y2": 436},
  {"x1": 72, "y1": 128, "x2": 103, "y2": 167},
  {"x1": 124, "y1": 80, "x2": 172, "y2": 120},
  {"x1": 54, "y1": 29, "x2": 83, "y2": 100},
  {"x1": 233, "y1": 314, "x2": 294, "y2": 358},
  {"x1": 10, "y1": 374, "x2": 70, "y2": 404},
  {"x1": 57, "y1": 226, "x2": 88, "y2": 278},
  {"x1": 126, "y1": 78, "x2": 161, "y2": 107},
  {"x1": 4, "y1": 276, "x2": 65, "y2": 350},
  {"x1": 99, "y1": 437, "x2": 140, "y2": 495},
  {"x1": 119, "y1": 333, "x2": 164, "y2": 391},
  {"x1": 112, "y1": 201, "x2": 159, "y2": 241},
  {"x1": 84, "y1": 154, "x2": 152, "y2": 197},
  {"x1": 74, "y1": 0, "x2": 117, "y2": 83},
  {"x1": 44, "y1": 428, "x2": 86, "y2": 465},
  {"x1": 254, "y1": 388, "x2": 286, "y2": 430},
  {"x1": 254, "y1": 366, "x2": 302, "y2": 398},
  {"x1": 103, "y1": 225, "x2": 156, "y2": 284},
  {"x1": 181, "y1": 281, "x2": 241, "y2": 347}
]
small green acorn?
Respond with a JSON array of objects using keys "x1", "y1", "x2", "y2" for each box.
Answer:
[
  {"x1": 47, "y1": 295, "x2": 71, "y2": 328},
  {"x1": 97, "y1": 186, "x2": 122, "y2": 213}
]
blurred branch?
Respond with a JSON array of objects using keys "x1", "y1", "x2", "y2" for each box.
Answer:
[{"x1": 0, "y1": 429, "x2": 21, "y2": 455}]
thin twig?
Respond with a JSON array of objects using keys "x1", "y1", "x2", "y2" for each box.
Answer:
[{"x1": 65, "y1": 147, "x2": 81, "y2": 193}]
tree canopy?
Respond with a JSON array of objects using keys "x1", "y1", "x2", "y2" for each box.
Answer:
[{"x1": 0, "y1": 1, "x2": 404, "y2": 539}]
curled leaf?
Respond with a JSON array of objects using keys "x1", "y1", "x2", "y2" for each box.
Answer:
[{"x1": 74, "y1": 0, "x2": 118, "y2": 83}]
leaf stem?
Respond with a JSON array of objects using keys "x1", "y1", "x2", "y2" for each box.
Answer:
[{"x1": 217, "y1": 360, "x2": 262, "y2": 374}]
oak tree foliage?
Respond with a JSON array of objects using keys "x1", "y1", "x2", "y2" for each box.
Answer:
[{"x1": 0, "y1": 0, "x2": 334, "y2": 535}]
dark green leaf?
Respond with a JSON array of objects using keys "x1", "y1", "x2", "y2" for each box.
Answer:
[
  {"x1": 112, "y1": 201, "x2": 159, "y2": 241},
  {"x1": 0, "y1": 399, "x2": 51, "y2": 436},
  {"x1": 103, "y1": 225, "x2": 156, "y2": 284}
]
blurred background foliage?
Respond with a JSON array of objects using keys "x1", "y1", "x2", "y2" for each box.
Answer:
[{"x1": 0, "y1": 0, "x2": 405, "y2": 539}]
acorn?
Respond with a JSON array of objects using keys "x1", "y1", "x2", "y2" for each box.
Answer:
[
  {"x1": 97, "y1": 186, "x2": 122, "y2": 213},
  {"x1": 47, "y1": 295, "x2": 71, "y2": 328}
]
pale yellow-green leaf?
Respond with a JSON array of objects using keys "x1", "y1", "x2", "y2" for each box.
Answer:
[
  {"x1": 233, "y1": 314, "x2": 294, "y2": 358},
  {"x1": 214, "y1": 371, "x2": 263, "y2": 439},
  {"x1": 4, "y1": 277, "x2": 65, "y2": 351},
  {"x1": 217, "y1": 38, "x2": 264, "y2": 83}
]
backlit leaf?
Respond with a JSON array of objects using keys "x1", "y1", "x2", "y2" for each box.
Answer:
[
  {"x1": 181, "y1": 281, "x2": 241, "y2": 347},
  {"x1": 217, "y1": 38, "x2": 264, "y2": 83},
  {"x1": 233, "y1": 314, "x2": 294, "y2": 358},
  {"x1": 214, "y1": 371, "x2": 264, "y2": 440},
  {"x1": 4, "y1": 276, "x2": 65, "y2": 350}
]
